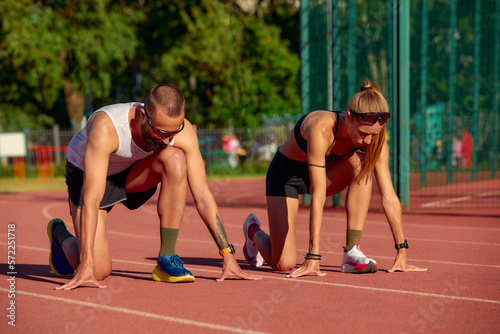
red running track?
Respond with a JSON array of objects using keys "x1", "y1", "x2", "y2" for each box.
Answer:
[{"x1": 1, "y1": 177, "x2": 499, "y2": 333}]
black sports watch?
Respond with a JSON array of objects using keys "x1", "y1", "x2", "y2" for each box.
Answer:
[
  {"x1": 219, "y1": 244, "x2": 235, "y2": 256},
  {"x1": 395, "y1": 239, "x2": 409, "y2": 250}
]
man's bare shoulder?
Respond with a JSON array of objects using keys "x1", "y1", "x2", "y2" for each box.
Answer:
[
  {"x1": 86, "y1": 112, "x2": 119, "y2": 152},
  {"x1": 171, "y1": 119, "x2": 200, "y2": 152}
]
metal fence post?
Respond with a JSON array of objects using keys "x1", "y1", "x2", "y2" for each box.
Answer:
[
  {"x1": 347, "y1": 0, "x2": 357, "y2": 98},
  {"x1": 393, "y1": 0, "x2": 410, "y2": 208},
  {"x1": 472, "y1": 0, "x2": 482, "y2": 182},
  {"x1": 300, "y1": 0, "x2": 310, "y2": 115},
  {"x1": 24, "y1": 128, "x2": 32, "y2": 178},
  {"x1": 447, "y1": 0, "x2": 457, "y2": 185},
  {"x1": 420, "y1": 0, "x2": 429, "y2": 188},
  {"x1": 52, "y1": 124, "x2": 62, "y2": 164},
  {"x1": 493, "y1": 0, "x2": 500, "y2": 179},
  {"x1": 331, "y1": 0, "x2": 342, "y2": 207}
]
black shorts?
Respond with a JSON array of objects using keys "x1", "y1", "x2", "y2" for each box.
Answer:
[
  {"x1": 265, "y1": 150, "x2": 310, "y2": 199},
  {"x1": 65, "y1": 161, "x2": 157, "y2": 212}
]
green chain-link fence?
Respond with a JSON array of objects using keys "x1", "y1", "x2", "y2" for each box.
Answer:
[{"x1": 300, "y1": 0, "x2": 500, "y2": 210}]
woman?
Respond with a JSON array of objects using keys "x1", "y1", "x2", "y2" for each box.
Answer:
[{"x1": 243, "y1": 81, "x2": 426, "y2": 277}]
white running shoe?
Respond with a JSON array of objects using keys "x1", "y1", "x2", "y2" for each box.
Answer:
[
  {"x1": 243, "y1": 213, "x2": 264, "y2": 267},
  {"x1": 341, "y1": 245, "x2": 378, "y2": 273}
]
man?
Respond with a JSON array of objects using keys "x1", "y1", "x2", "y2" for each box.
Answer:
[{"x1": 48, "y1": 84, "x2": 259, "y2": 290}]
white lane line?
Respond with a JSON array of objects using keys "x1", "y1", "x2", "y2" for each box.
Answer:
[
  {"x1": 108, "y1": 229, "x2": 500, "y2": 252},
  {"x1": 39, "y1": 197, "x2": 500, "y2": 237},
  {"x1": 221, "y1": 223, "x2": 500, "y2": 246},
  {"x1": 4, "y1": 246, "x2": 500, "y2": 306},
  {"x1": 264, "y1": 275, "x2": 500, "y2": 305},
  {"x1": 35, "y1": 201, "x2": 500, "y2": 241},
  {"x1": 41, "y1": 202, "x2": 66, "y2": 220},
  {"x1": 232, "y1": 208, "x2": 500, "y2": 232},
  {"x1": 38, "y1": 221, "x2": 493, "y2": 248},
  {"x1": 311, "y1": 214, "x2": 500, "y2": 232},
  {"x1": 0, "y1": 288, "x2": 266, "y2": 334},
  {"x1": 4, "y1": 239, "x2": 500, "y2": 269},
  {"x1": 420, "y1": 190, "x2": 500, "y2": 208},
  {"x1": 9, "y1": 242, "x2": 500, "y2": 269},
  {"x1": 112, "y1": 248, "x2": 500, "y2": 270},
  {"x1": 111, "y1": 260, "x2": 500, "y2": 306},
  {"x1": 363, "y1": 219, "x2": 500, "y2": 232}
]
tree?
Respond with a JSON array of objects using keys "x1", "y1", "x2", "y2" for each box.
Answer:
[
  {"x1": 0, "y1": 1, "x2": 65, "y2": 130},
  {"x1": 0, "y1": 0, "x2": 138, "y2": 131},
  {"x1": 1, "y1": 0, "x2": 301, "y2": 130},
  {"x1": 160, "y1": 0, "x2": 300, "y2": 127}
]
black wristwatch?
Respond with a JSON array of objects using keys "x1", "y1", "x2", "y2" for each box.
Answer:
[
  {"x1": 395, "y1": 239, "x2": 409, "y2": 250},
  {"x1": 219, "y1": 244, "x2": 235, "y2": 256}
]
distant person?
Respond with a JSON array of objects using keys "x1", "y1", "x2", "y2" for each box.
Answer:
[
  {"x1": 461, "y1": 129, "x2": 473, "y2": 169},
  {"x1": 227, "y1": 134, "x2": 241, "y2": 168},
  {"x1": 452, "y1": 135, "x2": 462, "y2": 167},
  {"x1": 222, "y1": 135, "x2": 230, "y2": 154},
  {"x1": 242, "y1": 81, "x2": 426, "y2": 277},
  {"x1": 431, "y1": 139, "x2": 445, "y2": 168},
  {"x1": 48, "y1": 84, "x2": 259, "y2": 290},
  {"x1": 258, "y1": 136, "x2": 278, "y2": 163}
]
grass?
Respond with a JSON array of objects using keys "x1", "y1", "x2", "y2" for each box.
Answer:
[{"x1": 0, "y1": 177, "x2": 66, "y2": 193}]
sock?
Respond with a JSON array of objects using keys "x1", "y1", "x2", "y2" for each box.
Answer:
[
  {"x1": 53, "y1": 223, "x2": 74, "y2": 246},
  {"x1": 345, "y1": 229, "x2": 362, "y2": 252},
  {"x1": 248, "y1": 223, "x2": 262, "y2": 241},
  {"x1": 159, "y1": 227, "x2": 180, "y2": 256}
]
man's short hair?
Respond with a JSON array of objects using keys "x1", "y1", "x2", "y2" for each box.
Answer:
[{"x1": 145, "y1": 84, "x2": 185, "y2": 117}]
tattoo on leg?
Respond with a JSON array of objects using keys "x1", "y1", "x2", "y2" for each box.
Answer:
[{"x1": 210, "y1": 214, "x2": 229, "y2": 250}]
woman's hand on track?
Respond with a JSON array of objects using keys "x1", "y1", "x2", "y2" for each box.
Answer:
[
  {"x1": 388, "y1": 250, "x2": 428, "y2": 273},
  {"x1": 286, "y1": 259, "x2": 326, "y2": 278}
]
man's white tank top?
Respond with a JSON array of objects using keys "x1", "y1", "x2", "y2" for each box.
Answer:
[{"x1": 66, "y1": 102, "x2": 173, "y2": 176}]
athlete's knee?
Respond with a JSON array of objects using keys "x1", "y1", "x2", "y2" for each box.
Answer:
[
  {"x1": 157, "y1": 147, "x2": 187, "y2": 179},
  {"x1": 271, "y1": 257, "x2": 297, "y2": 272},
  {"x1": 344, "y1": 152, "x2": 363, "y2": 178},
  {"x1": 94, "y1": 262, "x2": 112, "y2": 281}
]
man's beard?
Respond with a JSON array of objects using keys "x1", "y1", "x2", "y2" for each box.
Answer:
[{"x1": 141, "y1": 123, "x2": 168, "y2": 151}]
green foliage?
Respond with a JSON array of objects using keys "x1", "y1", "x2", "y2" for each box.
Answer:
[
  {"x1": 206, "y1": 160, "x2": 268, "y2": 178},
  {"x1": 0, "y1": 162, "x2": 15, "y2": 178},
  {"x1": 160, "y1": 0, "x2": 301, "y2": 127},
  {"x1": 0, "y1": 0, "x2": 301, "y2": 130},
  {"x1": 0, "y1": 0, "x2": 139, "y2": 130},
  {"x1": 0, "y1": 1, "x2": 65, "y2": 107},
  {"x1": 57, "y1": 0, "x2": 138, "y2": 97},
  {"x1": 0, "y1": 1, "x2": 64, "y2": 130},
  {"x1": 1, "y1": 104, "x2": 55, "y2": 131}
]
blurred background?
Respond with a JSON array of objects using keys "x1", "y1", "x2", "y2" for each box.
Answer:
[{"x1": 0, "y1": 0, "x2": 498, "y2": 211}]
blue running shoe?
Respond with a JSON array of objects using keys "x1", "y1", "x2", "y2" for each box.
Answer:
[
  {"x1": 152, "y1": 254, "x2": 195, "y2": 283},
  {"x1": 47, "y1": 218, "x2": 75, "y2": 277}
]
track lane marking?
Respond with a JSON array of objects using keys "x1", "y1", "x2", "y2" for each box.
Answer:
[
  {"x1": 0, "y1": 288, "x2": 267, "y2": 334},
  {"x1": 110, "y1": 259, "x2": 500, "y2": 305},
  {"x1": 39, "y1": 199, "x2": 500, "y2": 233},
  {"x1": 420, "y1": 190, "x2": 500, "y2": 208},
  {"x1": 4, "y1": 241, "x2": 500, "y2": 274}
]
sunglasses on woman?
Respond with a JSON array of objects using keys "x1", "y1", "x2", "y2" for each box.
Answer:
[
  {"x1": 350, "y1": 110, "x2": 391, "y2": 125},
  {"x1": 144, "y1": 109, "x2": 184, "y2": 139}
]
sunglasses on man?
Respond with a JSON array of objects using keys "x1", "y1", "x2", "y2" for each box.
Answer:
[
  {"x1": 144, "y1": 108, "x2": 185, "y2": 139},
  {"x1": 349, "y1": 110, "x2": 391, "y2": 125}
]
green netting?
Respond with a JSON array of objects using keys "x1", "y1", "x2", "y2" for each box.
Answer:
[
  {"x1": 301, "y1": 0, "x2": 500, "y2": 209},
  {"x1": 302, "y1": 0, "x2": 394, "y2": 112}
]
